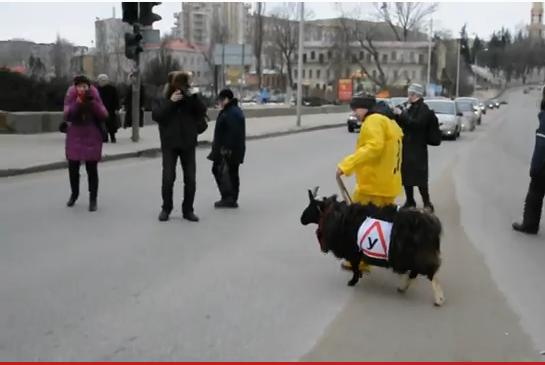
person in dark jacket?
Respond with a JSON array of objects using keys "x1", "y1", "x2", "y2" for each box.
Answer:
[
  {"x1": 123, "y1": 73, "x2": 145, "y2": 129},
  {"x1": 393, "y1": 83, "x2": 435, "y2": 212},
  {"x1": 152, "y1": 71, "x2": 207, "y2": 222},
  {"x1": 513, "y1": 91, "x2": 545, "y2": 234},
  {"x1": 63, "y1": 75, "x2": 108, "y2": 211},
  {"x1": 208, "y1": 89, "x2": 246, "y2": 208},
  {"x1": 96, "y1": 74, "x2": 120, "y2": 143}
]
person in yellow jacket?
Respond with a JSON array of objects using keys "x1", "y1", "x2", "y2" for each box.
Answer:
[{"x1": 336, "y1": 96, "x2": 404, "y2": 271}]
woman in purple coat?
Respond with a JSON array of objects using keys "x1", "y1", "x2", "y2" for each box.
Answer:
[{"x1": 64, "y1": 75, "x2": 108, "y2": 211}]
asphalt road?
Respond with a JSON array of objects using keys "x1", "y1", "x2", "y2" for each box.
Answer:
[{"x1": 0, "y1": 90, "x2": 541, "y2": 360}]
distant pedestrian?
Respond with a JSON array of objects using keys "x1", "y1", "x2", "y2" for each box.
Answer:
[
  {"x1": 63, "y1": 75, "x2": 108, "y2": 211},
  {"x1": 393, "y1": 83, "x2": 436, "y2": 212},
  {"x1": 123, "y1": 73, "x2": 145, "y2": 129},
  {"x1": 208, "y1": 88, "x2": 246, "y2": 208},
  {"x1": 152, "y1": 71, "x2": 208, "y2": 222},
  {"x1": 513, "y1": 89, "x2": 545, "y2": 234},
  {"x1": 96, "y1": 74, "x2": 120, "y2": 143}
]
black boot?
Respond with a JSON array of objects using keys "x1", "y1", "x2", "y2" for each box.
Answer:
[
  {"x1": 66, "y1": 194, "x2": 78, "y2": 207},
  {"x1": 89, "y1": 198, "x2": 97, "y2": 212},
  {"x1": 158, "y1": 210, "x2": 170, "y2": 222},
  {"x1": 513, "y1": 189, "x2": 542, "y2": 234},
  {"x1": 183, "y1": 212, "x2": 200, "y2": 222}
]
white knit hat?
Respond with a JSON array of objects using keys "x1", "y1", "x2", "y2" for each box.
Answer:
[{"x1": 407, "y1": 83, "x2": 424, "y2": 96}]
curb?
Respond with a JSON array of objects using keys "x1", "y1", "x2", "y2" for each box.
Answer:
[{"x1": 0, "y1": 122, "x2": 345, "y2": 178}]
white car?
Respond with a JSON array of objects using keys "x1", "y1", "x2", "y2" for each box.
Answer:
[
  {"x1": 425, "y1": 99, "x2": 463, "y2": 140},
  {"x1": 456, "y1": 97, "x2": 482, "y2": 125},
  {"x1": 455, "y1": 99, "x2": 478, "y2": 131}
]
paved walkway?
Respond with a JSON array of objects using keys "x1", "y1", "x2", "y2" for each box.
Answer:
[{"x1": 0, "y1": 112, "x2": 348, "y2": 176}]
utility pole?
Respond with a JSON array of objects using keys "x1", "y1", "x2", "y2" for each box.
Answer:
[
  {"x1": 456, "y1": 38, "x2": 461, "y2": 97},
  {"x1": 426, "y1": 18, "x2": 433, "y2": 96},
  {"x1": 296, "y1": 2, "x2": 304, "y2": 127}
]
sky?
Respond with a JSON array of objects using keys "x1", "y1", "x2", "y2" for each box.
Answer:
[{"x1": 0, "y1": 1, "x2": 534, "y2": 47}]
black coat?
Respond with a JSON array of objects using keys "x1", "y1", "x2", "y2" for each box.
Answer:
[
  {"x1": 208, "y1": 99, "x2": 246, "y2": 164},
  {"x1": 97, "y1": 84, "x2": 119, "y2": 133},
  {"x1": 396, "y1": 98, "x2": 434, "y2": 186},
  {"x1": 530, "y1": 111, "x2": 545, "y2": 178},
  {"x1": 152, "y1": 92, "x2": 207, "y2": 150}
]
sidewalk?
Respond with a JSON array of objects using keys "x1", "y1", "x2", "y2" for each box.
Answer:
[{"x1": 0, "y1": 112, "x2": 348, "y2": 177}]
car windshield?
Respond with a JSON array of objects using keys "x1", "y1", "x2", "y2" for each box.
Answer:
[
  {"x1": 456, "y1": 101, "x2": 473, "y2": 112},
  {"x1": 426, "y1": 101, "x2": 455, "y2": 115}
]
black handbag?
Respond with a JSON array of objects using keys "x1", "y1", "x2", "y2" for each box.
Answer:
[
  {"x1": 426, "y1": 112, "x2": 442, "y2": 146},
  {"x1": 59, "y1": 121, "x2": 68, "y2": 133}
]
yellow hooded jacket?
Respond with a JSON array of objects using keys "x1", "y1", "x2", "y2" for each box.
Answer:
[{"x1": 338, "y1": 112, "x2": 404, "y2": 202}]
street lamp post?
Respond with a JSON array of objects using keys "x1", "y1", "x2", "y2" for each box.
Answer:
[
  {"x1": 456, "y1": 39, "x2": 461, "y2": 97},
  {"x1": 296, "y1": 2, "x2": 304, "y2": 127},
  {"x1": 426, "y1": 18, "x2": 433, "y2": 96}
]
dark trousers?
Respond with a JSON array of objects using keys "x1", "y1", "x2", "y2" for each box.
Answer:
[
  {"x1": 212, "y1": 158, "x2": 240, "y2": 202},
  {"x1": 68, "y1": 160, "x2": 98, "y2": 200},
  {"x1": 161, "y1": 147, "x2": 196, "y2": 214},
  {"x1": 521, "y1": 175, "x2": 545, "y2": 229},
  {"x1": 404, "y1": 184, "x2": 431, "y2": 206}
]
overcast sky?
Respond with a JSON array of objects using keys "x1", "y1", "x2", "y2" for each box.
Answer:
[{"x1": 0, "y1": 2, "x2": 534, "y2": 47}]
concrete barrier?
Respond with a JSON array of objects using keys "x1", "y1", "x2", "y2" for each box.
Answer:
[{"x1": 1, "y1": 105, "x2": 349, "y2": 134}]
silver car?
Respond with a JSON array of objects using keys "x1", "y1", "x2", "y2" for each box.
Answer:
[
  {"x1": 456, "y1": 97, "x2": 482, "y2": 125},
  {"x1": 455, "y1": 99, "x2": 478, "y2": 131},
  {"x1": 425, "y1": 99, "x2": 462, "y2": 140}
]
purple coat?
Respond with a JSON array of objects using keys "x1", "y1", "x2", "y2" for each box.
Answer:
[{"x1": 64, "y1": 85, "x2": 108, "y2": 162}]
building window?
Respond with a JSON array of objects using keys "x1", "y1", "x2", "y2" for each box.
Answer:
[
  {"x1": 327, "y1": 51, "x2": 332, "y2": 59},
  {"x1": 302, "y1": 69, "x2": 306, "y2": 78},
  {"x1": 410, "y1": 52, "x2": 415, "y2": 62},
  {"x1": 309, "y1": 69, "x2": 313, "y2": 79},
  {"x1": 359, "y1": 51, "x2": 364, "y2": 60},
  {"x1": 294, "y1": 69, "x2": 298, "y2": 79},
  {"x1": 391, "y1": 51, "x2": 397, "y2": 61},
  {"x1": 326, "y1": 69, "x2": 330, "y2": 79},
  {"x1": 419, "y1": 54, "x2": 425, "y2": 64},
  {"x1": 311, "y1": 51, "x2": 315, "y2": 60},
  {"x1": 303, "y1": 53, "x2": 307, "y2": 63},
  {"x1": 367, "y1": 54, "x2": 372, "y2": 63},
  {"x1": 352, "y1": 54, "x2": 357, "y2": 63},
  {"x1": 382, "y1": 54, "x2": 388, "y2": 63},
  {"x1": 317, "y1": 69, "x2": 321, "y2": 79},
  {"x1": 316, "y1": 83, "x2": 320, "y2": 89},
  {"x1": 319, "y1": 53, "x2": 324, "y2": 64}
]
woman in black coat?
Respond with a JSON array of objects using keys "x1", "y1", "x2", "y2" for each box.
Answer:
[
  {"x1": 513, "y1": 92, "x2": 545, "y2": 234},
  {"x1": 394, "y1": 83, "x2": 436, "y2": 212},
  {"x1": 96, "y1": 74, "x2": 120, "y2": 143}
]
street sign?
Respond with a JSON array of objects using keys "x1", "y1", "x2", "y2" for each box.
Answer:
[{"x1": 213, "y1": 44, "x2": 253, "y2": 66}]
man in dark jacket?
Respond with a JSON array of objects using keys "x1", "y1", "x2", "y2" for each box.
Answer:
[
  {"x1": 393, "y1": 83, "x2": 436, "y2": 212},
  {"x1": 208, "y1": 89, "x2": 246, "y2": 208},
  {"x1": 513, "y1": 92, "x2": 545, "y2": 234},
  {"x1": 152, "y1": 71, "x2": 207, "y2": 222},
  {"x1": 96, "y1": 74, "x2": 120, "y2": 143}
]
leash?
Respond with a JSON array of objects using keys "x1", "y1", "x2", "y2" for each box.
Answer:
[{"x1": 336, "y1": 174, "x2": 353, "y2": 205}]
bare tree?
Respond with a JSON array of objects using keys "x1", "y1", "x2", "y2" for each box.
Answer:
[
  {"x1": 50, "y1": 35, "x2": 73, "y2": 79},
  {"x1": 375, "y1": 2, "x2": 438, "y2": 42},
  {"x1": 143, "y1": 39, "x2": 181, "y2": 87},
  {"x1": 253, "y1": 2, "x2": 265, "y2": 89},
  {"x1": 268, "y1": 3, "x2": 306, "y2": 90}
]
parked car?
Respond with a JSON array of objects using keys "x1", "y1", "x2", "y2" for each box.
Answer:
[
  {"x1": 347, "y1": 112, "x2": 360, "y2": 133},
  {"x1": 455, "y1": 99, "x2": 478, "y2": 131},
  {"x1": 390, "y1": 97, "x2": 408, "y2": 109},
  {"x1": 456, "y1": 97, "x2": 482, "y2": 125},
  {"x1": 491, "y1": 99, "x2": 501, "y2": 108},
  {"x1": 479, "y1": 102, "x2": 487, "y2": 115},
  {"x1": 425, "y1": 99, "x2": 462, "y2": 140}
]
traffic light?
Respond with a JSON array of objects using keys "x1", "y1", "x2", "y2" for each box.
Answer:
[
  {"x1": 125, "y1": 28, "x2": 143, "y2": 60},
  {"x1": 139, "y1": 2, "x2": 162, "y2": 27},
  {"x1": 121, "y1": 2, "x2": 139, "y2": 25}
]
